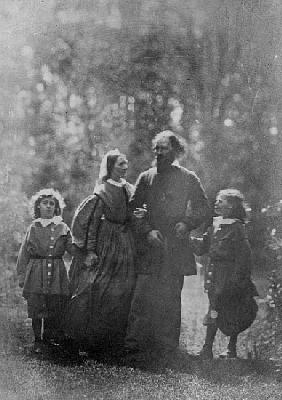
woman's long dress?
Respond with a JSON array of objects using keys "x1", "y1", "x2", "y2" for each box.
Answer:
[{"x1": 64, "y1": 181, "x2": 135, "y2": 352}]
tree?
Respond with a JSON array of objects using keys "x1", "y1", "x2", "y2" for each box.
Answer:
[{"x1": 12, "y1": 0, "x2": 282, "y2": 221}]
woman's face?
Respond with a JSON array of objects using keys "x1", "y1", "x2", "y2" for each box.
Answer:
[
  {"x1": 38, "y1": 197, "x2": 56, "y2": 219},
  {"x1": 110, "y1": 155, "x2": 128, "y2": 181},
  {"x1": 214, "y1": 195, "x2": 232, "y2": 218}
]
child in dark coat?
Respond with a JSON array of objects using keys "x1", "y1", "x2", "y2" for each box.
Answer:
[
  {"x1": 192, "y1": 189, "x2": 258, "y2": 359},
  {"x1": 17, "y1": 188, "x2": 72, "y2": 353}
]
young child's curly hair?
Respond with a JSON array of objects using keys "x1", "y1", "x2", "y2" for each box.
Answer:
[
  {"x1": 30, "y1": 188, "x2": 65, "y2": 219},
  {"x1": 217, "y1": 188, "x2": 248, "y2": 221}
]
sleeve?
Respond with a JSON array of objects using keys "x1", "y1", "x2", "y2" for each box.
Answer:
[
  {"x1": 129, "y1": 173, "x2": 152, "y2": 235},
  {"x1": 16, "y1": 229, "x2": 31, "y2": 286},
  {"x1": 71, "y1": 195, "x2": 99, "y2": 249},
  {"x1": 232, "y1": 223, "x2": 253, "y2": 286},
  {"x1": 182, "y1": 172, "x2": 212, "y2": 231},
  {"x1": 123, "y1": 182, "x2": 135, "y2": 224},
  {"x1": 65, "y1": 229, "x2": 75, "y2": 256},
  {"x1": 190, "y1": 231, "x2": 210, "y2": 256},
  {"x1": 86, "y1": 198, "x2": 104, "y2": 252}
]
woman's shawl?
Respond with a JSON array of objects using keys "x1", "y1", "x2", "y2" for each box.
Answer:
[
  {"x1": 71, "y1": 181, "x2": 133, "y2": 250},
  {"x1": 71, "y1": 195, "x2": 100, "y2": 250}
]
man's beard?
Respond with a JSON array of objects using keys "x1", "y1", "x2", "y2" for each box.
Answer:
[{"x1": 154, "y1": 153, "x2": 175, "y2": 172}]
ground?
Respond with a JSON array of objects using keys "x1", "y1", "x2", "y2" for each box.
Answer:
[{"x1": 0, "y1": 272, "x2": 281, "y2": 400}]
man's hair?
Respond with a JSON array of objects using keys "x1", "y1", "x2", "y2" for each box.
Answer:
[{"x1": 152, "y1": 130, "x2": 187, "y2": 158}]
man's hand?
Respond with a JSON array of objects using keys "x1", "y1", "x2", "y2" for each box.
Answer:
[
  {"x1": 147, "y1": 230, "x2": 164, "y2": 247},
  {"x1": 133, "y1": 207, "x2": 147, "y2": 219},
  {"x1": 84, "y1": 251, "x2": 99, "y2": 268},
  {"x1": 174, "y1": 222, "x2": 187, "y2": 239}
]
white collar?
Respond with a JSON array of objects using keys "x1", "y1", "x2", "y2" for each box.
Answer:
[
  {"x1": 172, "y1": 160, "x2": 180, "y2": 167},
  {"x1": 35, "y1": 216, "x2": 63, "y2": 227},
  {"x1": 213, "y1": 216, "x2": 237, "y2": 233},
  {"x1": 107, "y1": 178, "x2": 126, "y2": 188}
]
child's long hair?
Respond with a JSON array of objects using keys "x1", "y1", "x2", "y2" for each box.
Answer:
[
  {"x1": 31, "y1": 188, "x2": 65, "y2": 219},
  {"x1": 217, "y1": 188, "x2": 247, "y2": 222}
]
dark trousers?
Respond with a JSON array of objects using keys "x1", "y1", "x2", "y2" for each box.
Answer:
[
  {"x1": 32, "y1": 318, "x2": 41, "y2": 342},
  {"x1": 125, "y1": 273, "x2": 184, "y2": 354},
  {"x1": 204, "y1": 324, "x2": 238, "y2": 352}
]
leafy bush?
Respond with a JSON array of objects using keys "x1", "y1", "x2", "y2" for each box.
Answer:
[
  {"x1": 253, "y1": 202, "x2": 282, "y2": 361},
  {"x1": 0, "y1": 185, "x2": 31, "y2": 305}
]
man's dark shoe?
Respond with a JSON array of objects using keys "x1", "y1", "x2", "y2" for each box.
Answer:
[
  {"x1": 32, "y1": 340, "x2": 44, "y2": 354},
  {"x1": 199, "y1": 346, "x2": 213, "y2": 360},
  {"x1": 203, "y1": 313, "x2": 217, "y2": 326}
]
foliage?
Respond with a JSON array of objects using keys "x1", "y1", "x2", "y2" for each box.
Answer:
[
  {"x1": 0, "y1": 184, "x2": 31, "y2": 305},
  {"x1": 0, "y1": 1, "x2": 282, "y2": 283},
  {"x1": 252, "y1": 201, "x2": 282, "y2": 361},
  {"x1": 9, "y1": 0, "x2": 282, "y2": 221},
  {"x1": 266, "y1": 271, "x2": 282, "y2": 313},
  {"x1": 0, "y1": 185, "x2": 31, "y2": 259}
]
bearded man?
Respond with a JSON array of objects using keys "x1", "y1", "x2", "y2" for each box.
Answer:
[{"x1": 125, "y1": 130, "x2": 211, "y2": 364}]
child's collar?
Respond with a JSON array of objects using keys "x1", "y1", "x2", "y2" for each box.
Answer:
[
  {"x1": 172, "y1": 160, "x2": 180, "y2": 167},
  {"x1": 35, "y1": 216, "x2": 63, "y2": 227},
  {"x1": 213, "y1": 216, "x2": 237, "y2": 232}
]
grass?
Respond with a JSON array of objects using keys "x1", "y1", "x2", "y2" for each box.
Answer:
[
  {"x1": 0, "y1": 275, "x2": 281, "y2": 399},
  {"x1": 0, "y1": 342, "x2": 281, "y2": 400}
]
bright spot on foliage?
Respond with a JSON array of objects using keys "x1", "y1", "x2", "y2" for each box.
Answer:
[
  {"x1": 224, "y1": 118, "x2": 234, "y2": 127},
  {"x1": 40, "y1": 100, "x2": 52, "y2": 114},
  {"x1": 221, "y1": 75, "x2": 230, "y2": 87},
  {"x1": 169, "y1": 98, "x2": 183, "y2": 128},
  {"x1": 36, "y1": 83, "x2": 44, "y2": 92},
  {"x1": 233, "y1": 73, "x2": 241, "y2": 81},
  {"x1": 88, "y1": 121, "x2": 95, "y2": 131},
  {"x1": 233, "y1": 94, "x2": 241, "y2": 102},
  {"x1": 194, "y1": 141, "x2": 204, "y2": 152},
  {"x1": 21, "y1": 45, "x2": 33, "y2": 59},
  {"x1": 69, "y1": 94, "x2": 83, "y2": 109},
  {"x1": 190, "y1": 128, "x2": 200, "y2": 141},
  {"x1": 128, "y1": 103, "x2": 134, "y2": 112},
  {"x1": 119, "y1": 96, "x2": 126, "y2": 108},
  {"x1": 156, "y1": 95, "x2": 163, "y2": 105},
  {"x1": 106, "y1": 4, "x2": 122, "y2": 29},
  {"x1": 269, "y1": 127, "x2": 278, "y2": 136},
  {"x1": 193, "y1": 26, "x2": 203, "y2": 39},
  {"x1": 41, "y1": 65, "x2": 53, "y2": 85}
]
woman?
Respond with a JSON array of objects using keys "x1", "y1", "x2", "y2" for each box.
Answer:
[{"x1": 64, "y1": 149, "x2": 136, "y2": 355}]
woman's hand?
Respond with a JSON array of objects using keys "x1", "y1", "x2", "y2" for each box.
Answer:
[
  {"x1": 133, "y1": 207, "x2": 147, "y2": 219},
  {"x1": 84, "y1": 252, "x2": 99, "y2": 268},
  {"x1": 147, "y1": 230, "x2": 164, "y2": 247},
  {"x1": 174, "y1": 222, "x2": 187, "y2": 239}
]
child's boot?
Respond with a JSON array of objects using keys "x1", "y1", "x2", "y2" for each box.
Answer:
[
  {"x1": 219, "y1": 334, "x2": 238, "y2": 359},
  {"x1": 199, "y1": 324, "x2": 217, "y2": 360},
  {"x1": 32, "y1": 318, "x2": 43, "y2": 353},
  {"x1": 203, "y1": 309, "x2": 218, "y2": 326}
]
